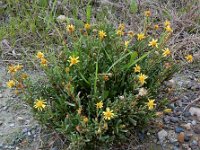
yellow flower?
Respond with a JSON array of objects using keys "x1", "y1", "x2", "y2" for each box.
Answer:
[
  {"x1": 103, "y1": 107, "x2": 115, "y2": 120},
  {"x1": 7, "y1": 80, "x2": 16, "y2": 88},
  {"x1": 164, "y1": 20, "x2": 171, "y2": 27},
  {"x1": 163, "y1": 108, "x2": 172, "y2": 113},
  {"x1": 68, "y1": 56, "x2": 80, "y2": 67},
  {"x1": 147, "y1": 99, "x2": 156, "y2": 110},
  {"x1": 137, "y1": 33, "x2": 145, "y2": 41},
  {"x1": 21, "y1": 73, "x2": 28, "y2": 80},
  {"x1": 83, "y1": 116, "x2": 89, "y2": 123},
  {"x1": 162, "y1": 48, "x2": 171, "y2": 57},
  {"x1": 165, "y1": 25, "x2": 173, "y2": 33},
  {"x1": 144, "y1": 10, "x2": 151, "y2": 17},
  {"x1": 96, "y1": 101, "x2": 103, "y2": 109},
  {"x1": 138, "y1": 73, "x2": 148, "y2": 85},
  {"x1": 134, "y1": 64, "x2": 141, "y2": 73},
  {"x1": 98, "y1": 30, "x2": 107, "y2": 40},
  {"x1": 118, "y1": 23, "x2": 125, "y2": 31},
  {"x1": 154, "y1": 24, "x2": 159, "y2": 30},
  {"x1": 128, "y1": 31, "x2": 135, "y2": 37},
  {"x1": 15, "y1": 64, "x2": 23, "y2": 71},
  {"x1": 34, "y1": 98, "x2": 46, "y2": 111},
  {"x1": 66, "y1": 24, "x2": 75, "y2": 33},
  {"x1": 40, "y1": 58, "x2": 48, "y2": 66},
  {"x1": 8, "y1": 65, "x2": 17, "y2": 74},
  {"x1": 116, "y1": 29, "x2": 124, "y2": 36},
  {"x1": 84, "y1": 23, "x2": 91, "y2": 30},
  {"x1": 185, "y1": 54, "x2": 193, "y2": 63},
  {"x1": 125, "y1": 41, "x2": 130, "y2": 48},
  {"x1": 65, "y1": 67, "x2": 70, "y2": 73},
  {"x1": 148, "y1": 39, "x2": 158, "y2": 48},
  {"x1": 36, "y1": 51, "x2": 44, "y2": 59}
]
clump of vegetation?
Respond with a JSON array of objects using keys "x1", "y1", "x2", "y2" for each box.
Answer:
[{"x1": 6, "y1": 10, "x2": 184, "y2": 149}]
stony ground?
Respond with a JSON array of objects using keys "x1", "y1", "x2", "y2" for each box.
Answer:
[
  {"x1": 0, "y1": 63, "x2": 200, "y2": 150},
  {"x1": 0, "y1": 63, "x2": 41, "y2": 150}
]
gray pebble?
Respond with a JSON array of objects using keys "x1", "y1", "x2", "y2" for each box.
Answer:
[
  {"x1": 158, "y1": 129, "x2": 168, "y2": 143},
  {"x1": 9, "y1": 123, "x2": 15, "y2": 127},
  {"x1": 191, "y1": 120, "x2": 197, "y2": 125},
  {"x1": 170, "y1": 117, "x2": 179, "y2": 123},
  {"x1": 183, "y1": 112, "x2": 191, "y2": 117},
  {"x1": 163, "y1": 116, "x2": 171, "y2": 124},
  {"x1": 191, "y1": 140, "x2": 198, "y2": 146},
  {"x1": 184, "y1": 134, "x2": 190, "y2": 142},
  {"x1": 22, "y1": 128, "x2": 28, "y2": 133},
  {"x1": 27, "y1": 131, "x2": 31, "y2": 136},
  {"x1": 175, "y1": 127, "x2": 184, "y2": 133}
]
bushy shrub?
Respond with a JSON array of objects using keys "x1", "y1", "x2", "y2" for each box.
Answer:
[{"x1": 7, "y1": 12, "x2": 180, "y2": 149}]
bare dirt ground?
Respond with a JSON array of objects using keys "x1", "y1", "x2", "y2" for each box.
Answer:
[{"x1": 0, "y1": 63, "x2": 40, "y2": 150}]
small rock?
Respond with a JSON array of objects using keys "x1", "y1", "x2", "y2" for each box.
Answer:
[
  {"x1": 0, "y1": 94, "x2": 3, "y2": 98},
  {"x1": 191, "y1": 85, "x2": 200, "y2": 90},
  {"x1": 158, "y1": 129, "x2": 168, "y2": 143},
  {"x1": 190, "y1": 140, "x2": 198, "y2": 146},
  {"x1": 185, "y1": 81, "x2": 193, "y2": 89},
  {"x1": 176, "y1": 101, "x2": 183, "y2": 107},
  {"x1": 17, "y1": 117, "x2": 25, "y2": 123},
  {"x1": 181, "y1": 123, "x2": 191, "y2": 130},
  {"x1": 9, "y1": 123, "x2": 15, "y2": 127},
  {"x1": 173, "y1": 146, "x2": 179, "y2": 150},
  {"x1": 184, "y1": 134, "x2": 191, "y2": 142},
  {"x1": 191, "y1": 120, "x2": 197, "y2": 125},
  {"x1": 193, "y1": 126, "x2": 200, "y2": 134},
  {"x1": 167, "y1": 130, "x2": 177, "y2": 143},
  {"x1": 170, "y1": 117, "x2": 179, "y2": 123},
  {"x1": 166, "y1": 79, "x2": 176, "y2": 88},
  {"x1": 56, "y1": 15, "x2": 67, "y2": 22},
  {"x1": 0, "y1": 121, "x2": 3, "y2": 126},
  {"x1": 28, "y1": 131, "x2": 31, "y2": 136},
  {"x1": 163, "y1": 116, "x2": 170, "y2": 124},
  {"x1": 22, "y1": 128, "x2": 28, "y2": 134},
  {"x1": 138, "y1": 132, "x2": 145, "y2": 141},
  {"x1": 182, "y1": 143, "x2": 189, "y2": 149},
  {"x1": 3, "y1": 106, "x2": 8, "y2": 111},
  {"x1": 177, "y1": 132, "x2": 184, "y2": 143},
  {"x1": 175, "y1": 127, "x2": 184, "y2": 133},
  {"x1": 183, "y1": 111, "x2": 191, "y2": 117},
  {"x1": 168, "y1": 103, "x2": 175, "y2": 109},
  {"x1": 189, "y1": 107, "x2": 200, "y2": 117}
]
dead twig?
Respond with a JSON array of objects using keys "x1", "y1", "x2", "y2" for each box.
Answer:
[{"x1": 183, "y1": 96, "x2": 200, "y2": 112}]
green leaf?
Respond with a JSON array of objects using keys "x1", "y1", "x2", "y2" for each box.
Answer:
[
  {"x1": 107, "y1": 52, "x2": 132, "y2": 73},
  {"x1": 86, "y1": 3, "x2": 91, "y2": 23},
  {"x1": 127, "y1": 51, "x2": 138, "y2": 67},
  {"x1": 79, "y1": 72, "x2": 90, "y2": 85},
  {"x1": 123, "y1": 51, "x2": 151, "y2": 70},
  {"x1": 38, "y1": 0, "x2": 48, "y2": 8},
  {"x1": 130, "y1": 0, "x2": 138, "y2": 14},
  {"x1": 94, "y1": 62, "x2": 98, "y2": 95},
  {"x1": 128, "y1": 117, "x2": 137, "y2": 126},
  {"x1": 103, "y1": 90, "x2": 109, "y2": 99}
]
